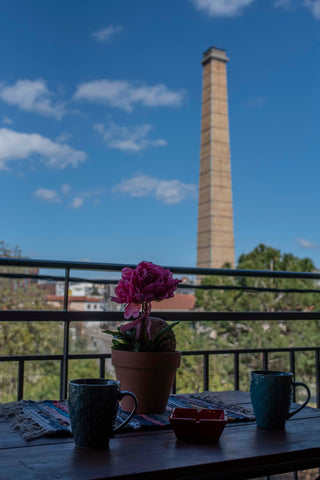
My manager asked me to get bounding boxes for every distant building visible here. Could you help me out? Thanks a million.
[44,279,196,313]
[151,294,195,311]
[55,282,105,298]
[45,294,105,312]
[44,279,196,357]
[46,292,195,313]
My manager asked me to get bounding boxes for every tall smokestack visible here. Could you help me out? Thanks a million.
[196,47,235,268]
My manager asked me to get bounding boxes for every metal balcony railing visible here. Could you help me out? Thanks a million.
[1,257,320,403]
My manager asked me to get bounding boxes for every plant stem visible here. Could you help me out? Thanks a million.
[139,302,149,343]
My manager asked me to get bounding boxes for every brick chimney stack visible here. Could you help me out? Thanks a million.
[196,47,235,268]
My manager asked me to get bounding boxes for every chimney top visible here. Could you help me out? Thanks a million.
[202,47,229,65]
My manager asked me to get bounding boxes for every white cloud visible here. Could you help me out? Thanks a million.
[2,115,13,125]
[70,196,84,209]
[304,0,320,18]
[190,0,255,16]
[95,122,167,152]
[191,0,320,16]
[274,0,320,17]
[156,180,197,204]
[0,128,86,170]
[33,183,103,209]
[113,174,197,204]
[0,80,66,119]
[92,24,122,42]
[61,183,71,194]
[113,174,158,197]
[296,238,320,249]
[74,79,184,112]
[55,132,72,143]
[33,188,61,203]
[69,187,105,209]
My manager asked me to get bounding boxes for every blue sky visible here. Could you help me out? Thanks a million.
[0,0,320,269]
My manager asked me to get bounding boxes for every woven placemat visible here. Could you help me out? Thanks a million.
[0,392,255,441]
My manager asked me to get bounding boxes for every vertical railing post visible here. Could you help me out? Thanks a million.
[99,357,105,378]
[60,268,70,400]
[59,359,64,400]
[263,351,268,370]
[234,352,240,391]
[290,350,296,403]
[316,349,320,409]
[203,353,209,391]
[17,360,24,400]
[172,376,177,394]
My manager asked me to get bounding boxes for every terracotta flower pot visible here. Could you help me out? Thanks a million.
[111,350,181,414]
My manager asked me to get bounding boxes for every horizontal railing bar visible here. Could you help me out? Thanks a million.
[1,257,320,280]
[0,272,120,284]
[180,347,320,355]
[0,258,138,272]
[1,272,319,295]
[4,348,320,402]
[0,353,111,361]
[2,310,320,322]
[1,346,320,362]
[190,285,320,294]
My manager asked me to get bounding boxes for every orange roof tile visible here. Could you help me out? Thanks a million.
[151,294,195,311]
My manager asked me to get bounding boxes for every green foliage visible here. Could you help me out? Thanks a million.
[2,241,320,401]
[175,322,207,392]
[104,322,179,352]
[177,244,320,395]
[196,244,319,313]
[0,241,105,402]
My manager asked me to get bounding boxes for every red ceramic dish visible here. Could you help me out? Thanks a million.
[169,408,227,442]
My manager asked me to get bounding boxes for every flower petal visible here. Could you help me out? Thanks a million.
[124,303,141,319]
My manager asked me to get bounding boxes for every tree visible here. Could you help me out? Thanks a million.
[197,244,319,313]
[0,241,104,402]
[177,244,320,395]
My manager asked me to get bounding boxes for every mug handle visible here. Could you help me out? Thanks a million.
[287,381,311,419]
[113,390,138,434]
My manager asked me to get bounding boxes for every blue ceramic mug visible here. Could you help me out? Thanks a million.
[68,378,138,449]
[250,370,310,429]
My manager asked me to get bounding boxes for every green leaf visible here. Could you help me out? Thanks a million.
[152,322,179,344]
[102,329,118,335]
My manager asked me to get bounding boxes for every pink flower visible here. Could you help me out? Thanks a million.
[112,261,180,320]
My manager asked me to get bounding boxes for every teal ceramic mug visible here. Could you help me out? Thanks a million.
[250,370,310,429]
[68,378,138,449]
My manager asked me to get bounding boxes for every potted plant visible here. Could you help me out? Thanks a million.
[105,261,181,414]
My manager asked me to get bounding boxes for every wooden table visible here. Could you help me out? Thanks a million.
[2,391,320,480]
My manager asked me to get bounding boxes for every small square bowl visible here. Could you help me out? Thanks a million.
[169,408,227,442]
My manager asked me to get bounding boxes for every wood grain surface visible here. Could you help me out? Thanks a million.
[2,391,320,480]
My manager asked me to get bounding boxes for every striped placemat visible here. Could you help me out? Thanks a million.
[0,392,254,441]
